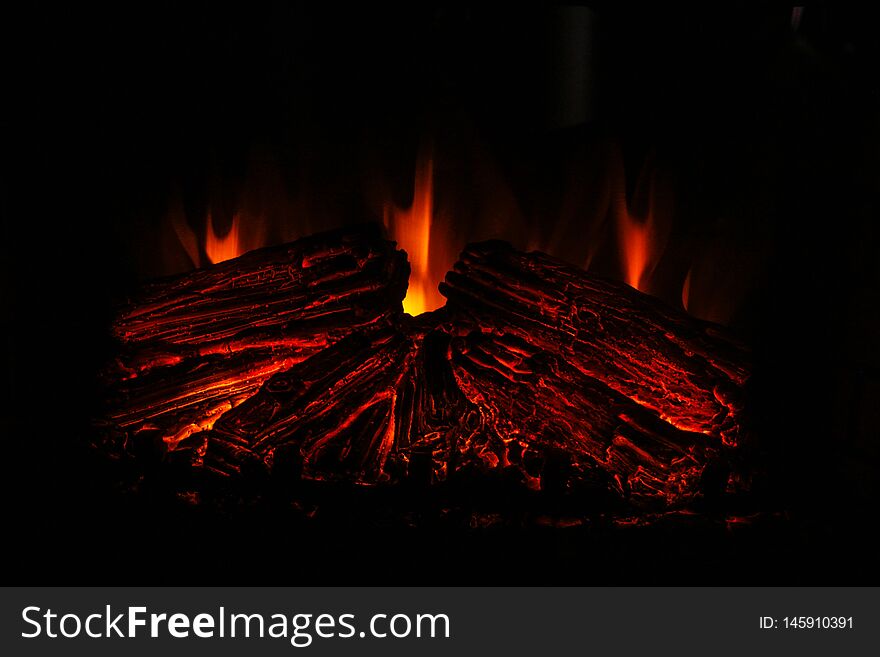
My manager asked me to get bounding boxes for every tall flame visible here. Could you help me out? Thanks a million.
[614,158,671,293]
[205,212,242,264]
[384,151,443,315]
[617,207,656,291]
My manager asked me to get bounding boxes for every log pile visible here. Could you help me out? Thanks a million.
[100,227,751,508]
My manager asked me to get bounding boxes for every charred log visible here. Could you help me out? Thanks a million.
[440,240,750,447]
[444,326,723,505]
[201,319,727,506]
[102,233,751,510]
[113,223,408,354]
[201,234,750,506]
[100,225,409,447]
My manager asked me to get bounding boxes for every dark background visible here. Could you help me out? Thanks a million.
[2,4,878,583]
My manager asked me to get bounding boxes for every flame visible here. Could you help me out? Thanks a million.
[384,151,444,315]
[617,208,656,291]
[680,249,761,326]
[158,148,311,275]
[203,209,269,266]
[614,157,672,293]
[682,268,692,312]
[205,212,242,264]
[165,204,271,271]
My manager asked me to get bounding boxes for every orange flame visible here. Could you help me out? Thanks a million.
[159,148,306,275]
[614,158,672,293]
[617,208,656,291]
[166,205,271,271]
[205,212,242,264]
[384,151,444,315]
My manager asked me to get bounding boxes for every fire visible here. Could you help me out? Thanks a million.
[682,268,692,311]
[614,158,672,293]
[160,148,305,275]
[205,212,242,264]
[384,150,444,315]
[617,207,656,291]
[167,204,268,270]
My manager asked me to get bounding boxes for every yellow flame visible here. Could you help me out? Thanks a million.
[384,152,443,315]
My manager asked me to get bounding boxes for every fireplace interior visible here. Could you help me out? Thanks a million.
[4,5,880,584]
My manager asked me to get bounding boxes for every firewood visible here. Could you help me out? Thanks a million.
[206,326,425,481]
[100,225,409,447]
[444,324,724,505]
[203,317,725,506]
[439,240,750,448]
[102,233,751,509]
[199,234,751,507]
[113,223,408,354]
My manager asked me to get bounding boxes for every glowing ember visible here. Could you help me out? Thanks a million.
[384,150,444,315]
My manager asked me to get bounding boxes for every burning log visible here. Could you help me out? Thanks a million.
[200,320,729,506]
[101,225,409,447]
[209,333,712,504]
[113,223,408,354]
[198,241,748,506]
[203,317,478,487]
[439,241,750,447]
[444,326,723,505]
[102,232,751,509]
[205,326,426,482]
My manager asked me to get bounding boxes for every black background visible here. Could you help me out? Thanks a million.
[2,4,878,583]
